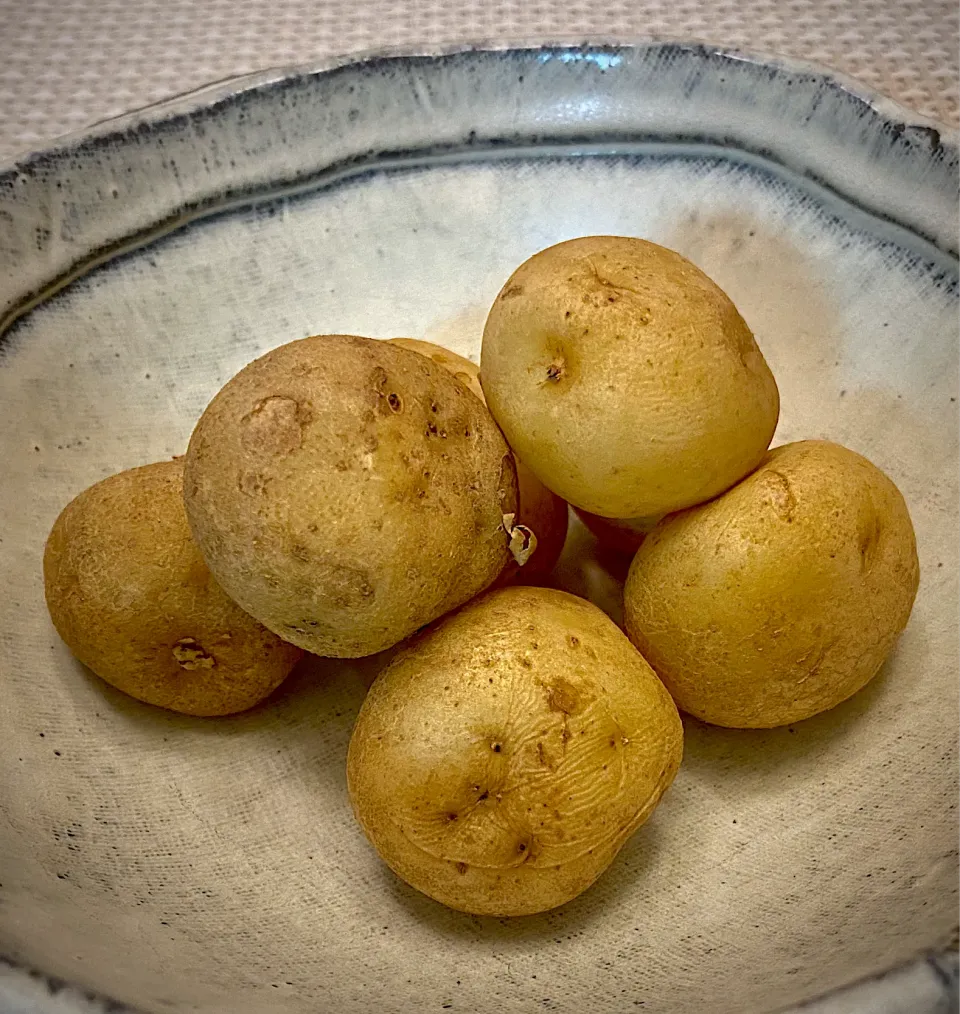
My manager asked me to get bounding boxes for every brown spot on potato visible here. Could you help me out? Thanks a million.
[172,637,215,671]
[237,471,270,497]
[387,392,403,412]
[500,284,524,300]
[761,469,797,523]
[318,562,376,609]
[240,396,310,457]
[858,513,884,572]
[804,645,829,680]
[545,678,582,715]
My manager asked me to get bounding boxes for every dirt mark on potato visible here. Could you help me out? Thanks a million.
[240,396,312,457]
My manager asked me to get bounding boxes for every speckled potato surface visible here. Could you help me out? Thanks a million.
[389,338,486,401]
[390,337,568,581]
[480,236,780,519]
[184,334,517,658]
[43,460,302,716]
[624,440,920,729]
[347,586,683,916]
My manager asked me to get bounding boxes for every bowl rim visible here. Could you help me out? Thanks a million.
[1,39,956,344]
[2,38,956,167]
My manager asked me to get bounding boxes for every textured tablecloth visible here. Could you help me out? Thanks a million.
[0,0,957,163]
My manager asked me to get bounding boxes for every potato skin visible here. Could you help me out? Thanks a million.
[184,335,517,658]
[389,338,486,401]
[624,440,920,728]
[390,337,568,582]
[347,586,683,916]
[574,509,658,556]
[481,236,780,518]
[43,460,302,716]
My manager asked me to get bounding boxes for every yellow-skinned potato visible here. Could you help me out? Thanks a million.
[389,338,485,401]
[624,440,920,728]
[574,509,658,556]
[390,337,568,581]
[184,335,518,658]
[347,586,683,916]
[43,460,303,716]
[481,236,780,519]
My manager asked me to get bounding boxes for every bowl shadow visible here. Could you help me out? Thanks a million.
[678,632,916,783]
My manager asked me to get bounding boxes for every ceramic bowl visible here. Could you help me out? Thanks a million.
[0,43,956,1014]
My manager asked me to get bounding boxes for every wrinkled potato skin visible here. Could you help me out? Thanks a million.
[481,236,780,518]
[391,337,568,581]
[43,460,302,716]
[184,335,517,658]
[347,586,683,916]
[624,441,920,728]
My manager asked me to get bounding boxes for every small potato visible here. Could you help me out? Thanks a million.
[574,509,658,556]
[481,236,780,519]
[390,337,568,581]
[389,338,485,401]
[43,460,302,716]
[347,586,682,916]
[624,440,920,728]
[184,335,517,658]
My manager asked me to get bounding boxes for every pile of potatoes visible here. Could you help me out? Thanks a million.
[44,235,919,917]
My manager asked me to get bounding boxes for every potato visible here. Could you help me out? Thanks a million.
[43,460,302,716]
[184,334,518,658]
[481,236,780,519]
[390,337,569,581]
[389,338,485,400]
[574,509,658,556]
[624,440,919,728]
[347,586,683,916]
